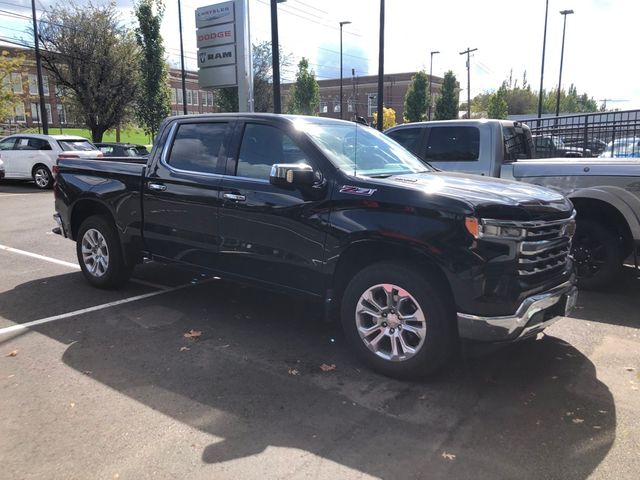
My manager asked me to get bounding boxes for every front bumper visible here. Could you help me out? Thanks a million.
[457,276,578,342]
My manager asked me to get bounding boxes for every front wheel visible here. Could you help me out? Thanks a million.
[32,164,53,189]
[76,215,132,289]
[572,219,623,290]
[340,262,455,379]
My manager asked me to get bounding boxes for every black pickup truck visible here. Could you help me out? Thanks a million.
[53,114,578,378]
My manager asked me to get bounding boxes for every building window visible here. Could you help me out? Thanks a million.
[333,97,340,112]
[57,104,67,124]
[31,104,53,123]
[28,74,38,95]
[193,90,198,106]
[171,88,177,104]
[319,100,327,113]
[42,75,49,96]
[207,91,214,107]
[348,97,354,113]
[367,94,377,117]
[15,103,26,122]
[187,89,193,105]
[177,88,183,105]
[11,73,22,94]
[45,103,52,121]
[172,110,177,116]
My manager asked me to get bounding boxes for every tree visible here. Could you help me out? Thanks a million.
[0,50,25,121]
[434,70,459,120]
[287,58,319,115]
[39,3,140,142]
[403,70,428,123]
[134,0,170,139]
[487,83,508,119]
[373,107,397,130]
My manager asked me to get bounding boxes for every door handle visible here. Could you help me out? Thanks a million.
[147,182,167,191]
[223,193,246,202]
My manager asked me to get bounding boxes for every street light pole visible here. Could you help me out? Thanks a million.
[376,0,385,131]
[537,0,549,120]
[178,0,188,115]
[460,47,478,119]
[271,0,286,114]
[339,21,351,120]
[556,9,574,117]
[31,0,48,134]
[428,50,439,121]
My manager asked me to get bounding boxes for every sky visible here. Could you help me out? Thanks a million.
[2,0,639,110]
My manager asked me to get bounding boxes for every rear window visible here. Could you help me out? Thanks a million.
[167,122,227,174]
[57,139,98,151]
[134,146,149,155]
[425,126,479,161]
[386,127,423,156]
[503,126,533,161]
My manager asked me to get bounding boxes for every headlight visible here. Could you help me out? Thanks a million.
[465,217,526,240]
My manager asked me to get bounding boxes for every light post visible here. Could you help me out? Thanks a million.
[376,0,385,131]
[428,50,439,121]
[556,9,574,117]
[178,0,187,115]
[537,0,549,120]
[460,47,478,119]
[339,20,352,120]
[31,0,48,133]
[271,0,287,114]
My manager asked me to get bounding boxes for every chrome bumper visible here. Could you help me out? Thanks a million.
[457,277,578,342]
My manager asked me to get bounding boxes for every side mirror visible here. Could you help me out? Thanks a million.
[269,163,315,187]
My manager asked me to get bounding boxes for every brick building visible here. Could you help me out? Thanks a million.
[282,71,442,124]
[1,46,217,130]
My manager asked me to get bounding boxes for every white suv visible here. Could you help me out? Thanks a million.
[0,134,102,189]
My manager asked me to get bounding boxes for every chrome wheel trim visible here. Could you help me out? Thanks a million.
[34,167,50,188]
[81,228,110,278]
[355,283,427,362]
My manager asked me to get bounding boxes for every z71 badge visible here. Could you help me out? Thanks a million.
[340,185,377,196]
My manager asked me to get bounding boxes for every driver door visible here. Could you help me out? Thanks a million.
[217,121,330,296]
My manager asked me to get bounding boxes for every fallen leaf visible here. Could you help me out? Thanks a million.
[179,346,190,352]
[69,402,75,408]
[441,452,456,461]
[572,418,584,424]
[598,410,608,414]
[320,363,336,372]
[184,329,202,339]
[288,368,300,376]
[625,366,635,372]
[6,350,17,357]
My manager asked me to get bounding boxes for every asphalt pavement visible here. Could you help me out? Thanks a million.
[0,180,638,480]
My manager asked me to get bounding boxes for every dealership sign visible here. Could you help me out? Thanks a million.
[196,0,252,111]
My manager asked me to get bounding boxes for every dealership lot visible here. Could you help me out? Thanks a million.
[0,182,639,480]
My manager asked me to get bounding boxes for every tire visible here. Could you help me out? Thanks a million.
[32,164,53,189]
[340,262,455,379]
[76,215,133,289]
[572,219,623,290]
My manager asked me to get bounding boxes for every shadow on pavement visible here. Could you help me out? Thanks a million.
[0,273,618,479]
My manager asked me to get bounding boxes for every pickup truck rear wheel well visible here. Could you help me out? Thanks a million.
[571,198,634,255]
[330,241,455,319]
[70,201,115,241]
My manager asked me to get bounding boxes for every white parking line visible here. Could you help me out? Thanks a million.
[0,281,206,336]
[0,244,169,290]
[0,193,36,198]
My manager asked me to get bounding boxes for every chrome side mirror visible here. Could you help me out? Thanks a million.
[269,163,315,187]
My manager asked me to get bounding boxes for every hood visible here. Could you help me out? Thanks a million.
[383,171,573,221]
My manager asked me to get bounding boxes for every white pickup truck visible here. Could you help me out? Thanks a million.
[386,119,640,289]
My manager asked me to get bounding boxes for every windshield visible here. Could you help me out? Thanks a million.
[298,122,431,177]
[57,139,98,151]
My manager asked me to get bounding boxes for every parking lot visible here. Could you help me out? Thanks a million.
[0,181,638,480]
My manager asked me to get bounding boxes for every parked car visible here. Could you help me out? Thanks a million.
[95,142,150,158]
[532,135,589,158]
[53,114,577,378]
[385,119,640,289]
[599,137,640,158]
[562,137,607,156]
[0,134,102,189]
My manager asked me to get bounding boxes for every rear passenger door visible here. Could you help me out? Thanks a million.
[143,120,231,268]
[421,126,484,175]
[216,121,330,296]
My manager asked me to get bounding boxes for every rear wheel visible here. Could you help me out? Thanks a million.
[572,219,623,290]
[32,164,52,189]
[76,215,132,289]
[340,262,455,379]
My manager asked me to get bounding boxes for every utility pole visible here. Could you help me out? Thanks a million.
[537,0,549,120]
[352,68,356,117]
[376,0,385,131]
[428,50,439,121]
[556,9,574,117]
[339,20,352,120]
[271,0,284,113]
[31,0,48,134]
[178,0,188,115]
[459,47,477,119]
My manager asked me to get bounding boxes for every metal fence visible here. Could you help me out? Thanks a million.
[518,109,640,158]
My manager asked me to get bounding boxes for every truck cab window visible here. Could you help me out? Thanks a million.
[386,127,422,156]
[168,122,226,174]
[237,123,309,180]
[425,126,479,161]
